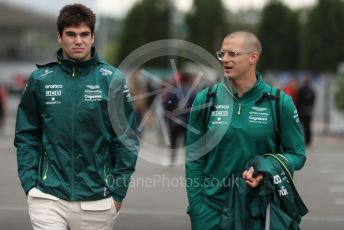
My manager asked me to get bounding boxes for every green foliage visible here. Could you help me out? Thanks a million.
[115,0,171,66]
[257,0,300,71]
[335,74,344,111]
[300,0,344,72]
[100,41,119,66]
[185,0,228,54]
[113,0,344,71]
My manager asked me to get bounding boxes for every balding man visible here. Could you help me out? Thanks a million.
[185,31,306,229]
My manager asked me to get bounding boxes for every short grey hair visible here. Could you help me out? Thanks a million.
[225,31,262,54]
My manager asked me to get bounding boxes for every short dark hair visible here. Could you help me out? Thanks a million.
[57,4,96,35]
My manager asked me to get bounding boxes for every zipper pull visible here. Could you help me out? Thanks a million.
[43,152,48,180]
[238,104,241,115]
[72,66,76,77]
[43,167,48,180]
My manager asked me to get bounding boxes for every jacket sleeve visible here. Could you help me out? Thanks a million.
[279,93,306,171]
[108,71,139,202]
[14,76,42,193]
[185,90,207,207]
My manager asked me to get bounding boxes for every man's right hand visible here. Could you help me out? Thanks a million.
[242,167,263,188]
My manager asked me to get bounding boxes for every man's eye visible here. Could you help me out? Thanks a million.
[66,33,76,37]
[228,51,236,57]
[81,33,91,37]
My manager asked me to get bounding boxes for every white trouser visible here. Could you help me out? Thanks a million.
[27,188,119,230]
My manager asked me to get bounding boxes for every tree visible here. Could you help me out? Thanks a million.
[115,0,171,66]
[300,0,344,72]
[185,0,228,55]
[335,74,344,111]
[257,0,300,71]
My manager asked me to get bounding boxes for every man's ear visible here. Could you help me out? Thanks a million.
[57,32,62,44]
[91,34,95,45]
[250,52,260,65]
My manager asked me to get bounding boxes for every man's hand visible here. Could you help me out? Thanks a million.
[242,166,263,188]
[113,200,122,212]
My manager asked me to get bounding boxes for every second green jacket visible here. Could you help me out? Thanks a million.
[219,155,308,230]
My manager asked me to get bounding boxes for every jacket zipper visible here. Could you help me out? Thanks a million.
[234,94,241,115]
[237,103,241,115]
[72,66,76,77]
[71,64,76,199]
[42,152,49,180]
[103,164,109,186]
[221,82,242,115]
[103,148,110,186]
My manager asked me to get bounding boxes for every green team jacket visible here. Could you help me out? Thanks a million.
[185,72,306,212]
[14,48,139,202]
[219,155,308,229]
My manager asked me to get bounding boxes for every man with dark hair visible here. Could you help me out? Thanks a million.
[57,3,96,37]
[14,4,139,230]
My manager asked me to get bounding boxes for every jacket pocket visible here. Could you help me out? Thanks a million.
[28,187,59,200]
[80,197,112,211]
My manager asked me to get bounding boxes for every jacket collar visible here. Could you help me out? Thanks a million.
[242,72,265,98]
[222,72,265,99]
[56,47,99,76]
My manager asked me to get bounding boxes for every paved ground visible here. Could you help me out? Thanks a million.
[295,135,344,229]
[1,100,344,229]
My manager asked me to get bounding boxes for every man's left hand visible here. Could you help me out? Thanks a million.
[242,166,263,188]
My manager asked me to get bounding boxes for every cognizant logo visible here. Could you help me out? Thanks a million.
[249,116,268,122]
[84,95,102,100]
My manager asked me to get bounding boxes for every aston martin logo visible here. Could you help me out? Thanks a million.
[86,85,100,90]
[251,106,267,112]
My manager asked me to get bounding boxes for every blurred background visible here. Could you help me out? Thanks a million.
[1,0,344,229]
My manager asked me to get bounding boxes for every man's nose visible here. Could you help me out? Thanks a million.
[75,35,82,44]
[222,54,231,62]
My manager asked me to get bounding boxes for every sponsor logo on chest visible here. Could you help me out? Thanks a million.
[100,68,113,76]
[123,84,131,101]
[293,109,300,123]
[84,85,103,101]
[45,85,63,105]
[41,69,54,77]
[210,104,230,125]
[248,106,270,124]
